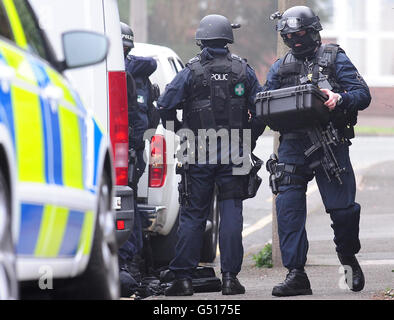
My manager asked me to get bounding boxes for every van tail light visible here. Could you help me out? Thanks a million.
[149,135,167,188]
[116,220,125,230]
[108,71,129,186]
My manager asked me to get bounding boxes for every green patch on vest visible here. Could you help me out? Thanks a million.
[234,83,245,96]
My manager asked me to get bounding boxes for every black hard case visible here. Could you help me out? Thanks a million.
[255,84,329,131]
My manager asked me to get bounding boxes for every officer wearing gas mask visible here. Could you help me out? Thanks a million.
[158,14,265,296]
[118,22,160,292]
[262,6,371,297]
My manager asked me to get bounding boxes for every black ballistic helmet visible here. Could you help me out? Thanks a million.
[275,6,323,57]
[277,6,322,35]
[195,14,236,46]
[120,22,134,51]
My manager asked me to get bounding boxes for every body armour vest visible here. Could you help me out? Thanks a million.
[278,44,357,129]
[278,44,342,91]
[184,52,249,133]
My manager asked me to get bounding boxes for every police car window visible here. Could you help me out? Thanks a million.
[13,0,47,59]
[0,2,13,41]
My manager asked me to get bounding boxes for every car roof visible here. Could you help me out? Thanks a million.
[132,42,181,60]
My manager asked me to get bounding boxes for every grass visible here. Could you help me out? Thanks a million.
[355,126,394,135]
[384,288,394,299]
[253,243,273,268]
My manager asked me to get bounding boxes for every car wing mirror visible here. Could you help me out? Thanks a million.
[60,31,109,71]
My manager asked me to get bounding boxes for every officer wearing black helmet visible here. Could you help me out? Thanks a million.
[262,6,371,297]
[158,14,265,296]
[118,22,160,295]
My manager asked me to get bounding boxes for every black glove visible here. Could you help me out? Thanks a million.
[151,83,160,102]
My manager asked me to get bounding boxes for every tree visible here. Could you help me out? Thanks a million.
[127,0,330,83]
[118,0,130,23]
[148,0,278,83]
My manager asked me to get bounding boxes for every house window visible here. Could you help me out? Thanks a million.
[381,39,394,75]
[347,0,366,31]
[346,38,366,75]
[381,0,394,31]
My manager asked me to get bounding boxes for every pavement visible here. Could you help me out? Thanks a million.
[144,115,394,301]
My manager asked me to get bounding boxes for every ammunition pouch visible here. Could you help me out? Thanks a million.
[329,107,357,140]
[216,154,263,201]
[241,154,263,200]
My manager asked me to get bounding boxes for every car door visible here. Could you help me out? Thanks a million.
[1,0,94,259]
[1,0,55,257]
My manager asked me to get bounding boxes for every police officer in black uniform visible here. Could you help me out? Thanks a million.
[262,6,371,296]
[158,14,265,296]
[118,22,160,294]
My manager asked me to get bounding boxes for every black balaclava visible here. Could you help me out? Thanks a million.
[283,29,321,59]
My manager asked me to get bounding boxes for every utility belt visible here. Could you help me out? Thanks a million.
[280,121,351,145]
[175,154,263,205]
[267,121,348,195]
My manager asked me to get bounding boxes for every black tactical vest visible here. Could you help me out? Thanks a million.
[184,52,249,133]
[278,44,342,91]
[278,44,357,129]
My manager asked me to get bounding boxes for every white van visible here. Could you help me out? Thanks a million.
[130,43,219,267]
[30,0,134,246]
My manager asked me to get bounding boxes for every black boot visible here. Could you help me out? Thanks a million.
[119,260,140,297]
[337,253,365,292]
[119,257,142,282]
[222,272,245,295]
[164,278,194,296]
[272,269,313,297]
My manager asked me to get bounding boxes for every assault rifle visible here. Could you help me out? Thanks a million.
[304,122,345,184]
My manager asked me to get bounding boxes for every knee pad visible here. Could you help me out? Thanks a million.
[329,203,360,231]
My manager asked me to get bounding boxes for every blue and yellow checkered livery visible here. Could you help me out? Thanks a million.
[0,0,104,259]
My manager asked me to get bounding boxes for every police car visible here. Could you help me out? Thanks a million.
[0,0,118,299]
